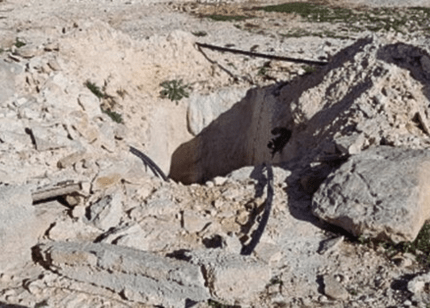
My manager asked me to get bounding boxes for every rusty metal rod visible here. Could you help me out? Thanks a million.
[196,42,328,66]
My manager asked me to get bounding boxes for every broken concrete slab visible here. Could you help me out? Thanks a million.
[35,241,210,308]
[313,146,430,242]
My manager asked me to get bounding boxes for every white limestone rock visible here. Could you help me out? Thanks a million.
[313,146,430,242]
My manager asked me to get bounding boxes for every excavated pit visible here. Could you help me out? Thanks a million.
[169,35,430,184]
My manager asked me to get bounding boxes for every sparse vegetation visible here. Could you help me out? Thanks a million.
[206,14,249,22]
[256,3,430,37]
[102,108,124,124]
[85,80,124,124]
[257,61,271,77]
[192,31,207,37]
[302,65,316,75]
[15,38,26,48]
[160,79,190,103]
[356,222,430,269]
[85,80,109,99]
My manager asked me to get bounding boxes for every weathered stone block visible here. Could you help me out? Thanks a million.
[35,242,210,308]
[313,146,430,242]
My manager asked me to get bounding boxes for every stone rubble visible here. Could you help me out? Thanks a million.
[0,0,430,307]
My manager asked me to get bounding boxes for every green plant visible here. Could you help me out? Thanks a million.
[85,80,124,123]
[257,66,268,76]
[257,61,271,77]
[160,79,190,103]
[84,80,108,99]
[102,108,124,124]
[206,14,249,22]
[302,65,316,75]
[15,38,26,48]
[192,31,207,37]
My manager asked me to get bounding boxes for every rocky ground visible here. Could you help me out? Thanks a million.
[1,0,430,307]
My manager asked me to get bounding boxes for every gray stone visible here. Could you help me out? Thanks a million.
[77,94,102,119]
[97,121,116,152]
[407,272,430,303]
[0,185,39,271]
[227,165,291,186]
[47,219,102,241]
[88,193,123,231]
[100,222,150,250]
[182,210,210,233]
[323,275,349,301]
[313,146,430,242]
[334,133,366,155]
[35,241,210,308]
[29,124,74,151]
[186,249,271,304]
[318,236,344,255]
[0,131,32,151]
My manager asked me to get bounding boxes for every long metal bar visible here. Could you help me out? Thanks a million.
[196,42,328,66]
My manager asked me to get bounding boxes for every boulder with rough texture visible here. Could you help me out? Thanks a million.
[35,241,210,308]
[312,146,430,242]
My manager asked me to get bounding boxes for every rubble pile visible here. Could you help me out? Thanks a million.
[1,1,430,308]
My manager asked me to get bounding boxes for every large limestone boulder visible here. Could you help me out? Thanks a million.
[312,146,430,243]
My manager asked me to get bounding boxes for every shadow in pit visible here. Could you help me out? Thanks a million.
[169,37,374,185]
[377,43,430,102]
[169,37,379,234]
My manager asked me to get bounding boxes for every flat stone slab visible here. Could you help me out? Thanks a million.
[312,146,430,242]
[35,242,210,308]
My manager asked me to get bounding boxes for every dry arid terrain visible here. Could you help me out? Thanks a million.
[1,0,430,308]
